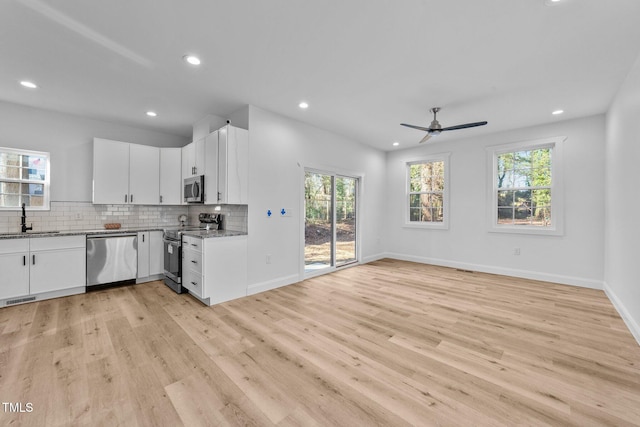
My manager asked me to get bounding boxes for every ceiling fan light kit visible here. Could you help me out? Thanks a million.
[401,107,487,144]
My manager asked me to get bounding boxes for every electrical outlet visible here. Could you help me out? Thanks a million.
[266,254,271,264]
[75,212,82,220]
[513,247,521,256]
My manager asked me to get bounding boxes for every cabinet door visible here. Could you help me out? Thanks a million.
[181,142,194,181]
[204,131,219,204]
[93,138,130,204]
[218,126,249,205]
[137,232,150,278]
[159,148,182,205]
[193,138,206,176]
[129,144,160,205]
[30,248,86,294]
[149,231,164,276]
[0,253,29,300]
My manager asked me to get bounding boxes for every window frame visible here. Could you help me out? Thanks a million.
[0,147,51,211]
[404,152,450,230]
[486,136,565,235]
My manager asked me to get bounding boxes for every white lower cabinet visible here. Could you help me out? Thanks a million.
[137,232,150,279]
[0,236,85,303]
[0,240,29,300]
[137,231,164,282]
[182,235,247,305]
[149,231,163,276]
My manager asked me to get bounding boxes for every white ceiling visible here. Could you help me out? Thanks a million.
[2,0,640,151]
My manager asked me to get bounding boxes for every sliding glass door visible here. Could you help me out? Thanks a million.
[335,176,357,266]
[304,170,357,274]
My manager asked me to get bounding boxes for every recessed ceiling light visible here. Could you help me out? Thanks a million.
[183,55,201,66]
[393,142,400,146]
[552,109,564,115]
[146,111,157,117]
[544,0,561,5]
[20,81,38,89]
[299,101,309,109]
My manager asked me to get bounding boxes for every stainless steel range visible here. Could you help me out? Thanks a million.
[162,213,222,294]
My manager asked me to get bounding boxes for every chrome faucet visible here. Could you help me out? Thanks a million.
[21,203,32,233]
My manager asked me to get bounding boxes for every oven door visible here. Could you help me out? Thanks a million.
[163,238,182,283]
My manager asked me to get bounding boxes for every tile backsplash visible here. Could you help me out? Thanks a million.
[0,202,248,234]
[0,202,189,233]
[187,204,248,233]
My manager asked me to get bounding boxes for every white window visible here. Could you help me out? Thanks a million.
[0,147,50,210]
[405,153,450,229]
[487,137,564,235]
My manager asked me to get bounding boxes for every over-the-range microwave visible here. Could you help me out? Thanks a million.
[184,175,204,203]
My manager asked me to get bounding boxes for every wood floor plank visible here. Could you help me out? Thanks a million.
[1,259,639,426]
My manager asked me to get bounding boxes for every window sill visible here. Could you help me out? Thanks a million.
[403,222,449,230]
[488,225,563,236]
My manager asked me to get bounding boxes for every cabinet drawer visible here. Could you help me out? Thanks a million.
[183,249,203,275]
[30,235,85,251]
[182,236,202,252]
[183,269,203,298]
[0,239,29,254]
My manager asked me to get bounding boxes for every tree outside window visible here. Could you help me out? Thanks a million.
[497,148,552,226]
[406,154,449,229]
[488,136,564,235]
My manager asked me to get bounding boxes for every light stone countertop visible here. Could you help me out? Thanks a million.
[0,227,165,240]
[181,229,247,239]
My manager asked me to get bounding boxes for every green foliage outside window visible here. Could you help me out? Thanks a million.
[497,148,551,226]
[409,161,444,222]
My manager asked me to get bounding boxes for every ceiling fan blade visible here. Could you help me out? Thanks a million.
[440,121,488,131]
[401,123,432,132]
[418,133,432,144]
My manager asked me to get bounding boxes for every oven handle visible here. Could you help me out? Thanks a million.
[163,238,181,247]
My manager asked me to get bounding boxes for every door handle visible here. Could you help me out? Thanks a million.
[160,195,163,203]
[125,194,128,203]
[32,255,35,265]
[130,194,133,203]
[23,255,26,266]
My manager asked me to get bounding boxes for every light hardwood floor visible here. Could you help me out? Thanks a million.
[1,259,639,426]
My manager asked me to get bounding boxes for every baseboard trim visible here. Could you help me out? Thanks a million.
[604,282,640,346]
[361,253,387,264]
[247,274,300,296]
[384,252,604,290]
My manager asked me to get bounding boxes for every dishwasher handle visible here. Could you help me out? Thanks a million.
[87,233,137,239]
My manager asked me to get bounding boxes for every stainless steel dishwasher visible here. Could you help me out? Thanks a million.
[86,233,138,289]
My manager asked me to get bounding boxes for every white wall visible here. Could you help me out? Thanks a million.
[605,53,640,343]
[385,115,606,289]
[0,101,188,202]
[246,105,387,294]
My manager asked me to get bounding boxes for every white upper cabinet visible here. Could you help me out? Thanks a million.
[204,130,219,204]
[129,144,159,205]
[93,138,160,205]
[93,138,130,204]
[217,125,249,204]
[182,138,206,178]
[160,147,182,205]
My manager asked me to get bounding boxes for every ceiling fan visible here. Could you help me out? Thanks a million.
[401,107,488,143]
